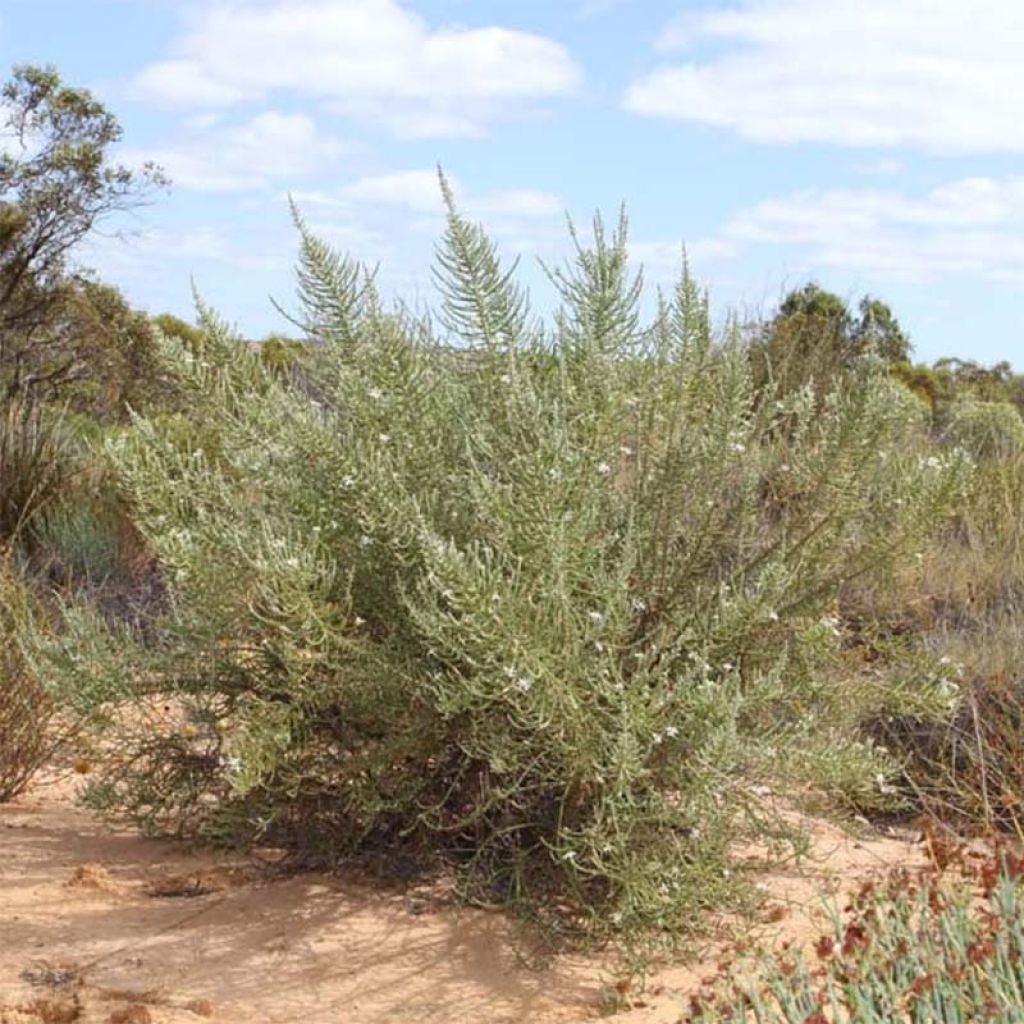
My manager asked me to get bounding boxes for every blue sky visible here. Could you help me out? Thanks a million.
[2,0,1022,364]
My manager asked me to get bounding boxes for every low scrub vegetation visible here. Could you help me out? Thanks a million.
[685,849,1024,1023]
[15,192,974,954]
[6,64,1024,977]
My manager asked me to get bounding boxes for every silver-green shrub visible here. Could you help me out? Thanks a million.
[31,186,968,948]
[944,400,1024,460]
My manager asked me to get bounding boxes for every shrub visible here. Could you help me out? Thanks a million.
[33,190,968,950]
[944,401,1024,460]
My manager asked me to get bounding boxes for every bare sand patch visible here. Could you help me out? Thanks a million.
[0,776,928,1023]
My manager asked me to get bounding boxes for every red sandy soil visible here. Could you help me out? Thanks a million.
[0,774,929,1024]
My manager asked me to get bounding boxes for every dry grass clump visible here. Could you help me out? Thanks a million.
[0,558,57,801]
[846,450,1024,839]
[0,397,72,548]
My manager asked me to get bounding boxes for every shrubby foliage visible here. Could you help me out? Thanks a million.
[27,189,970,948]
[944,401,1024,460]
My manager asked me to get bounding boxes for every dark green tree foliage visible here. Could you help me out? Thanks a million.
[0,64,165,398]
[754,284,911,397]
[854,295,911,363]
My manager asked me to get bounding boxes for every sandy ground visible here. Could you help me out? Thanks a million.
[0,776,930,1024]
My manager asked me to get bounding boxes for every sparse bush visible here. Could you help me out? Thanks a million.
[30,190,968,951]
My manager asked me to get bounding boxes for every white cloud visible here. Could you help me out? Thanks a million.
[717,176,1024,284]
[577,0,641,16]
[83,224,287,276]
[628,238,738,274]
[339,170,444,214]
[121,112,349,192]
[132,61,249,109]
[853,158,905,177]
[624,0,1024,151]
[305,168,564,220]
[129,0,581,138]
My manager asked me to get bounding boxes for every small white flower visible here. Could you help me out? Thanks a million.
[730,442,746,454]
[378,433,391,445]
[664,725,679,739]
[767,610,779,622]
[354,616,366,626]
[619,445,634,456]
[367,387,384,401]
[875,773,898,796]
[594,641,605,653]
[631,598,647,613]
[925,456,942,469]
[722,662,734,672]
[341,474,356,488]
[358,534,373,548]
[499,373,513,385]
[597,462,612,476]
[653,732,663,746]
[688,826,702,840]
[587,610,606,625]
[515,676,533,694]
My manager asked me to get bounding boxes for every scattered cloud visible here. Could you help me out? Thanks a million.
[294,168,564,221]
[716,176,1024,284]
[129,0,581,138]
[853,158,906,177]
[132,61,249,109]
[576,0,641,17]
[120,112,350,192]
[628,238,738,275]
[83,223,288,276]
[624,0,1024,151]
